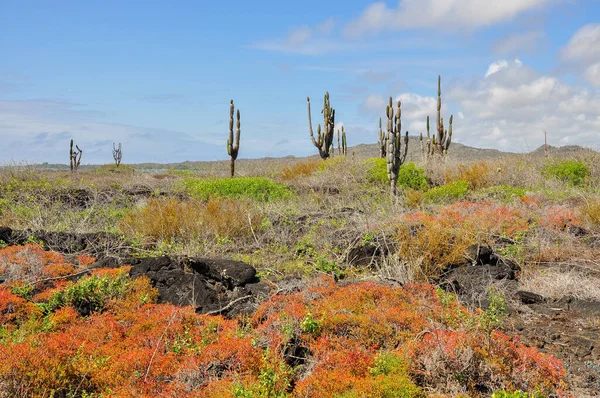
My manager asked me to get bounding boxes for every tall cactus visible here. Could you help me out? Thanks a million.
[307,92,335,159]
[421,75,453,158]
[69,139,82,172]
[337,126,347,156]
[377,117,386,158]
[113,142,122,168]
[227,100,241,178]
[386,97,408,197]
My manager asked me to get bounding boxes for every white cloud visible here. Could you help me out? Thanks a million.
[447,60,600,150]
[560,24,600,87]
[492,30,546,56]
[344,0,554,37]
[561,24,600,63]
[584,63,600,87]
[360,94,388,115]
[360,92,445,133]
[485,60,509,78]
[359,60,600,152]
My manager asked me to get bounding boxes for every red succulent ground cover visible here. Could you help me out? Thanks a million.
[0,245,568,397]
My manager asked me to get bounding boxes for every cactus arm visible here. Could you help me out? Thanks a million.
[69,139,74,171]
[401,131,409,163]
[445,115,453,151]
[235,109,241,155]
[227,100,241,177]
[307,97,321,149]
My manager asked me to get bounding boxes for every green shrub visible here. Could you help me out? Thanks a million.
[398,162,429,191]
[424,180,470,203]
[481,185,526,201]
[338,352,424,397]
[365,159,428,190]
[544,160,589,187]
[365,158,388,184]
[42,270,131,314]
[182,177,291,202]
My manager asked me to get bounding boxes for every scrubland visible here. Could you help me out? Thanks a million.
[0,149,599,397]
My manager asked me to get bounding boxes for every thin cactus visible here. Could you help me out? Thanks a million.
[385,97,408,197]
[113,142,122,168]
[336,126,347,156]
[419,132,424,161]
[70,139,82,172]
[423,75,453,159]
[377,117,386,158]
[307,92,335,159]
[227,100,241,177]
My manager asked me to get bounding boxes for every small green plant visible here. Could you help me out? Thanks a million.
[42,270,132,315]
[481,185,526,201]
[370,352,405,377]
[366,159,428,190]
[424,180,469,203]
[365,157,388,184]
[315,255,342,277]
[481,287,507,332]
[294,237,317,258]
[497,231,526,260]
[398,162,429,191]
[300,312,320,334]
[11,283,34,300]
[544,159,590,187]
[182,177,290,202]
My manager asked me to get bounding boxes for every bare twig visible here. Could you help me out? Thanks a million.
[144,310,178,382]
[204,295,252,316]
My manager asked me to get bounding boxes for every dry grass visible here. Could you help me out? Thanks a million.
[119,197,262,244]
[580,197,600,229]
[279,159,321,181]
[397,221,474,281]
[445,161,491,190]
[403,189,426,209]
[520,269,600,301]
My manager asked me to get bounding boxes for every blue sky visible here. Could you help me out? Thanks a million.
[1,0,599,164]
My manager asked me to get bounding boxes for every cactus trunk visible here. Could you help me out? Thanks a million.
[422,75,453,160]
[227,100,241,177]
[70,139,82,172]
[385,97,408,197]
[307,92,335,159]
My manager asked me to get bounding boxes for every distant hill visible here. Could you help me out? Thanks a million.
[23,139,597,172]
[529,144,597,158]
[349,137,513,163]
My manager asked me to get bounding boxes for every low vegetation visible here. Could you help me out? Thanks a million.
[181,177,290,202]
[1,148,600,395]
[0,247,567,397]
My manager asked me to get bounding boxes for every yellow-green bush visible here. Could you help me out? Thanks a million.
[424,180,470,203]
[119,197,262,242]
[182,177,290,202]
[365,158,428,190]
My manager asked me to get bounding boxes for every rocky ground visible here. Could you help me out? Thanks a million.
[2,227,598,395]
